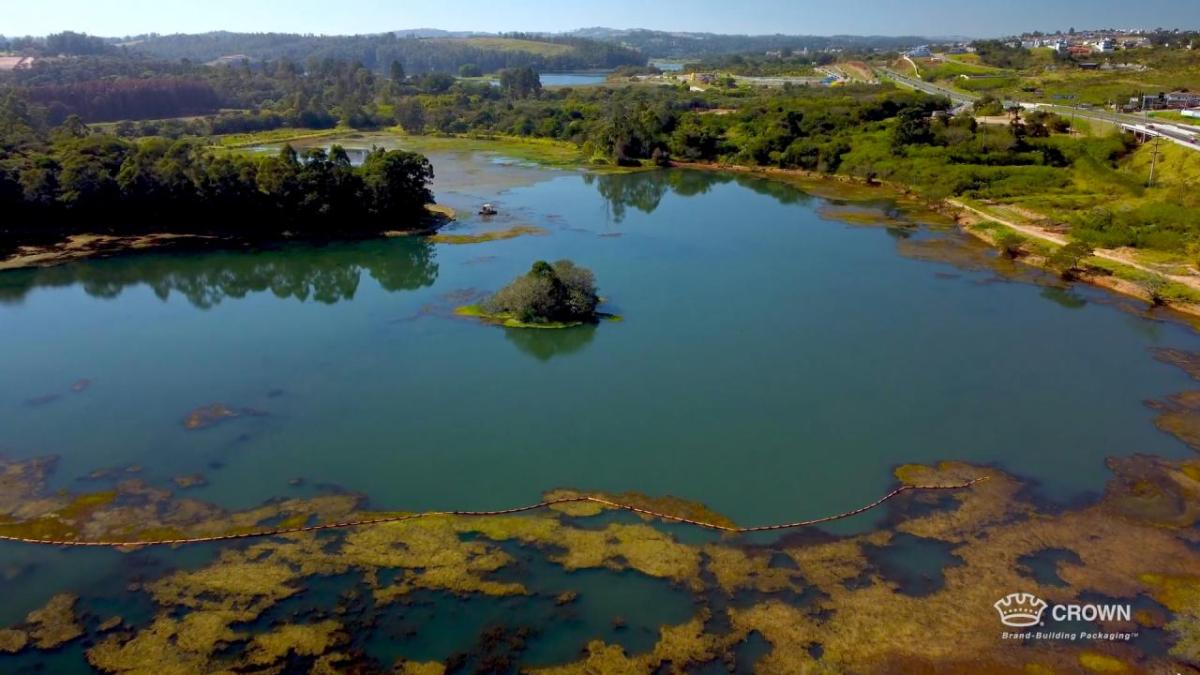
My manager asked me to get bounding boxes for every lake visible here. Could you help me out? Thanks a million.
[1,147,1197,671]
[539,72,609,86]
[480,72,609,87]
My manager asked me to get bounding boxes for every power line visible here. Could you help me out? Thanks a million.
[1147,134,1162,188]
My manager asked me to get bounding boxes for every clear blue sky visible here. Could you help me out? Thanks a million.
[5,0,1198,38]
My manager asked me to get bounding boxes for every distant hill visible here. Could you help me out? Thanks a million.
[565,27,932,58]
[5,27,958,71]
[125,31,645,73]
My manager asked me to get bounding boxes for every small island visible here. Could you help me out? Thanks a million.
[456,259,613,328]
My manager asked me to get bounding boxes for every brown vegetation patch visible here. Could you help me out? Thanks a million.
[25,593,84,649]
[171,474,208,489]
[1146,390,1200,450]
[429,225,546,245]
[0,628,29,654]
[182,403,239,430]
[544,488,738,529]
[1152,348,1200,381]
[3,453,1200,672]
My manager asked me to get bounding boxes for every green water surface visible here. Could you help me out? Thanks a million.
[1,154,1197,667]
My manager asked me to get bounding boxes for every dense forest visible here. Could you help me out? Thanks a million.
[566,28,928,58]
[120,32,644,73]
[0,91,436,239]
[0,28,919,63]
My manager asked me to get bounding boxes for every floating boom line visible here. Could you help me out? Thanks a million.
[0,478,987,548]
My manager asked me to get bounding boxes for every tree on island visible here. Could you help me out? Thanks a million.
[484,260,599,324]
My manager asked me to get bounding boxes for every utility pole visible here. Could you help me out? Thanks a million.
[1147,135,1162,188]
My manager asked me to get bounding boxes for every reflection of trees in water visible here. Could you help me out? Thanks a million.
[1039,286,1087,310]
[502,323,597,361]
[0,238,438,308]
[586,169,815,222]
[734,175,817,207]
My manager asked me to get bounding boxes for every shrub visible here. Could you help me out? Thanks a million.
[993,231,1026,258]
[484,260,599,323]
[1047,241,1094,278]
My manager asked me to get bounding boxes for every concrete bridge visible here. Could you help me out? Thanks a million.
[1119,121,1200,150]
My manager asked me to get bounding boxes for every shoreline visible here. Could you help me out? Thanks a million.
[0,206,452,272]
[5,143,1199,326]
[672,159,1200,322]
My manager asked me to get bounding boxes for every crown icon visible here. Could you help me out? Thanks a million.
[994,592,1048,627]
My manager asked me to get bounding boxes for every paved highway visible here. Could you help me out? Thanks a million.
[877,67,1200,151]
[878,67,977,105]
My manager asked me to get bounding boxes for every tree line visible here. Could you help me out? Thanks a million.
[0,95,436,238]
[123,31,643,74]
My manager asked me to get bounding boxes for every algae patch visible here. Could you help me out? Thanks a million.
[429,225,546,245]
[2,453,1199,672]
[453,304,586,329]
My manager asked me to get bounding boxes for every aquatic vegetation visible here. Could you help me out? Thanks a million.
[894,230,1047,284]
[0,629,27,654]
[1079,651,1132,672]
[545,488,739,530]
[24,593,83,649]
[182,403,240,430]
[340,517,526,600]
[2,452,1200,671]
[1146,390,1200,451]
[429,225,546,245]
[171,474,207,489]
[1104,454,1200,527]
[455,514,703,589]
[453,304,584,329]
[818,204,914,228]
[1153,348,1200,381]
[87,615,214,674]
[531,614,719,675]
[396,662,448,675]
[703,545,802,594]
[245,620,345,665]
[149,552,304,614]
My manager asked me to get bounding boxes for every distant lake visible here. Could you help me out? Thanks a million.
[650,60,686,72]
[539,72,609,86]
[479,72,610,87]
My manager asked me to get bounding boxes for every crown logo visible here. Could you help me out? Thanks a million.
[994,592,1048,627]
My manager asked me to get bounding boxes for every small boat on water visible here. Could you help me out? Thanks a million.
[479,203,498,216]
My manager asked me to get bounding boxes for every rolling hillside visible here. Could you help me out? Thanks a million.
[128,31,644,73]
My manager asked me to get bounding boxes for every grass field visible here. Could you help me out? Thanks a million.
[384,131,589,166]
[212,128,349,149]
[997,49,1200,106]
[917,58,1009,79]
[1149,110,1200,124]
[207,127,596,168]
[437,37,572,57]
